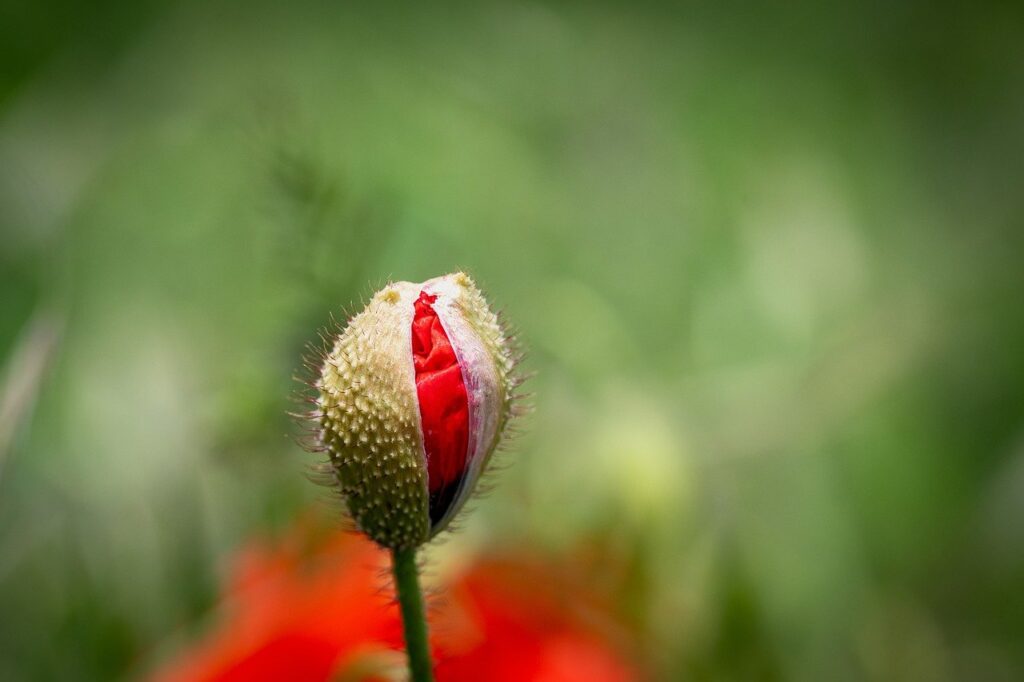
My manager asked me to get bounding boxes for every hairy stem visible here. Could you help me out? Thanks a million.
[392,546,434,682]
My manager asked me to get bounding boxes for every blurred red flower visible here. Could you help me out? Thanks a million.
[150,519,638,682]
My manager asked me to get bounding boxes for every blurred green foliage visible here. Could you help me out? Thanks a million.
[2,1,1024,680]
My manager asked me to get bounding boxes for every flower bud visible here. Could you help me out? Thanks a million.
[312,273,520,549]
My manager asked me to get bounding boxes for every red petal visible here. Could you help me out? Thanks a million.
[411,291,470,524]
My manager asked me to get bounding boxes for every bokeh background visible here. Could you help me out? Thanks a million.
[2,1,1024,680]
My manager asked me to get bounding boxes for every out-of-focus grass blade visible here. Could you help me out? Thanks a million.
[0,308,62,479]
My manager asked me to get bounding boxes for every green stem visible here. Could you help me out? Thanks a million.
[392,546,434,682]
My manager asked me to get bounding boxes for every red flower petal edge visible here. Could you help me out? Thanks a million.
[411,291,470,526]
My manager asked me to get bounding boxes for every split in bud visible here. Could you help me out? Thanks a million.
[308,273,523,549]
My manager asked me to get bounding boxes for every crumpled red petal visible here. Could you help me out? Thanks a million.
[411,291,470,523]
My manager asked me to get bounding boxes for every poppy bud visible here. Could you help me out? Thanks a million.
[311,273,521,549]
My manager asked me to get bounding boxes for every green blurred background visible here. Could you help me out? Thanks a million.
[2,1,1024,679]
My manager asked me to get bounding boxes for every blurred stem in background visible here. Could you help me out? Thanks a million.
[391,547,434,682]
[0,309,62,482]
